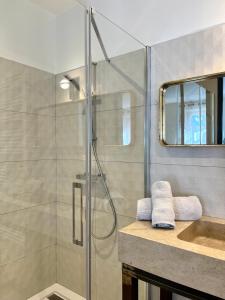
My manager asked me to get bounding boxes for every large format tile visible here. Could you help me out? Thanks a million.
[0,209,26,266]
[0,160,56,214]
[96,106,144,163]
[0,203,56,266]
[0,58,55,116]
[151,163,225,218]
[57,159,85,205]
[150,104,225,167]
[26,203,56,253]
[57,202,84,250]
[56,114,85,160]
[93,211,134,300]
[93,160,144,218]
[0,253,28,300]
[96,49,146,107]
[56,245,85,298]
[0,59,55,116]
[25,246,56,299]
[0,111,56,161]
[56,203,97,300]
[0,245,56,300]
[151,23,225,105]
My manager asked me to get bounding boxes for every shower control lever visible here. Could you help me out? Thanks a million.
[72,182,83,247]
[76,173,106,181]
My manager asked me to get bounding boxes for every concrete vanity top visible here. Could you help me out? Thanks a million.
[118,217,225,298]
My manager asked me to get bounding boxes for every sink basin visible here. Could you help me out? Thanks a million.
[178,220,225,251]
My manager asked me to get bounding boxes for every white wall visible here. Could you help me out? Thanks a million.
[55,4,85,74]
[55,0,225,73]
[54,3,144,74]
[0,0,56,72]
[88,0,225,46]
[2,0,225,73]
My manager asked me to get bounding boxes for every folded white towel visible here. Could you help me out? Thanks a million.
[136,196,202,221]
[136,198,151,220]
[174,196,202,221]
[152,181,175,229]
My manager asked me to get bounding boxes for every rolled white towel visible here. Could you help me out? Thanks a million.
[152,181,175,229]
[136,196,202,221]
[136,198,152,220]
[174,196,202,221]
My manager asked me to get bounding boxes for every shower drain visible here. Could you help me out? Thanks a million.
[47,293,69,300]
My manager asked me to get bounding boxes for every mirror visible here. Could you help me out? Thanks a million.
[160,73,225,146]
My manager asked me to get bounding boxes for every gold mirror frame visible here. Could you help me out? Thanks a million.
[159,71,225,147]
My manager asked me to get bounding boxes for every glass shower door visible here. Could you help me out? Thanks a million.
[89,9,148,300]
[55,4,89,300]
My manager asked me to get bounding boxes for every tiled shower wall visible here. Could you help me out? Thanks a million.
[55,49,146,300]
[0,58,57,300]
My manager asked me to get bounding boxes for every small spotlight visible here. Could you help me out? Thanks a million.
[60,78,70,90]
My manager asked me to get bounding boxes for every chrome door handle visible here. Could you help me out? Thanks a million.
[72,182,83,246]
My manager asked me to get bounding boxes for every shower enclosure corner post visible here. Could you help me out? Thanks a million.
[85,7,93,300]
[144,46,151,198]
[145,45,152,300]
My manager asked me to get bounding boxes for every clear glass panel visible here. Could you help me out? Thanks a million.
[0,1,87,299]
[55,3,87,300]
[90,10,146,300]
[0,2,147,299]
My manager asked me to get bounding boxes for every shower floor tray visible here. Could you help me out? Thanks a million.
[27,283,85,300]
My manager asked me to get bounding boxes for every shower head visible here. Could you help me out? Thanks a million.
[64,75,80,92]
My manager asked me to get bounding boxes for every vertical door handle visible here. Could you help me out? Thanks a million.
[72,182,84,246]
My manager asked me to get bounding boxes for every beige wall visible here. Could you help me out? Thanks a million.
[151,23,225,219]
[0,57,57,300]
[151,23,225,300]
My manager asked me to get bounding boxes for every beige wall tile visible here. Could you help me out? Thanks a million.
[0,246,56,300]
[0,209,26,266]
[26,203,56,253]
[0,58,55,116]
[56,245,85,297]
[25,246,56,298]
[57,159,85,205]
[96,50,146,104]
[96,106,144,163]
[0,160,56,214]
[151,24,225,106]
[93,160,144,218]
[93,211,134,300]
[56,114,85,160]
[0,203,56,266]
[151,163,225,218]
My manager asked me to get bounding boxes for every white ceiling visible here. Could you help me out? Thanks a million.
[29,0,81,15]
[28,0,225,46]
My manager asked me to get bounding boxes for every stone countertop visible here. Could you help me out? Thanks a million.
[118,217,225,299]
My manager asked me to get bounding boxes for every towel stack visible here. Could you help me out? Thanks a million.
[137,181,202,229]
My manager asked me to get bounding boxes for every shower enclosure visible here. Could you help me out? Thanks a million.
[0,1,149,299]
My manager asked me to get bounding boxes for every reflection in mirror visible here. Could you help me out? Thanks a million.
[161,74,225,146]
[101,92,132,146]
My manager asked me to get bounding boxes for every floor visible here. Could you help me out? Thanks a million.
[27,283,85,300]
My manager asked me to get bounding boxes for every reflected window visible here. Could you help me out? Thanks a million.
[122,93,131,145]
[102,91,132,146]
[163,78,218,145]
